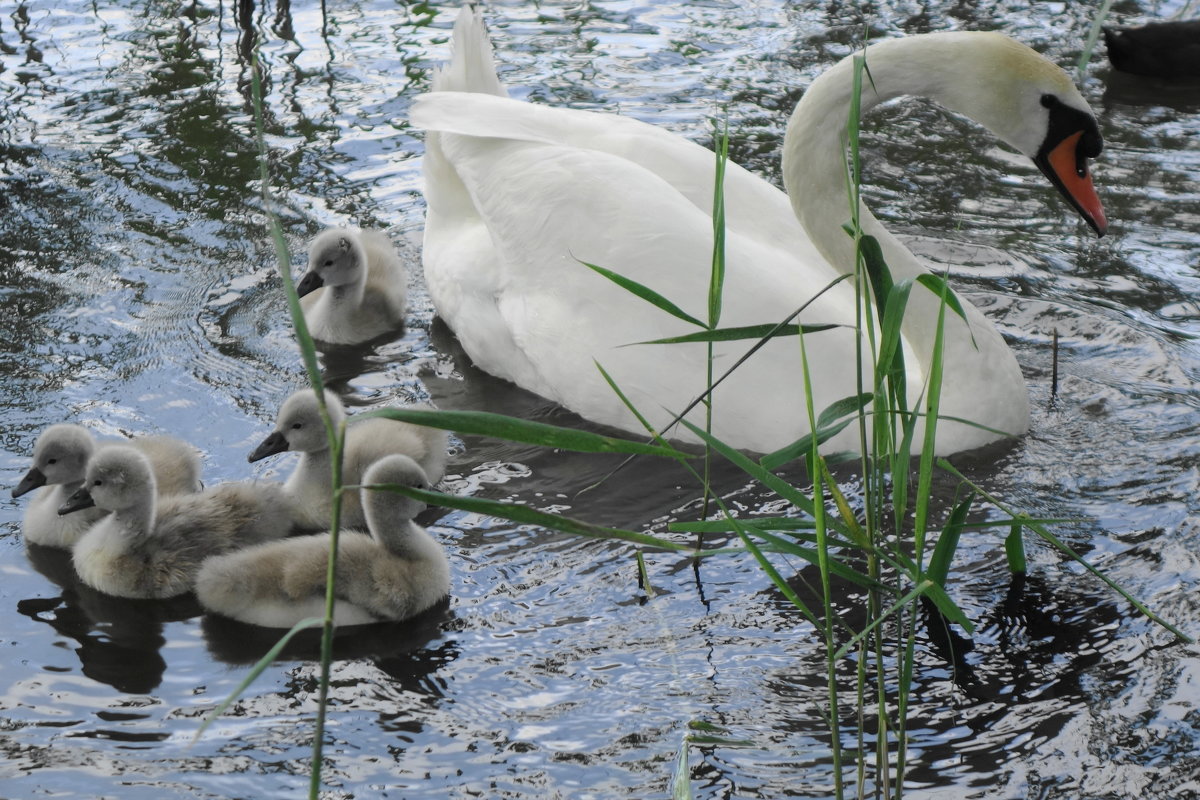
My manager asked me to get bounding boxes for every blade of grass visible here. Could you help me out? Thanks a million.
[358,407,686,459]
[938,459,1193,644]
[632,321,842,346]
[581,260,705,328]
[1078,0,1117,76]
[1004,522,1028,574]
[376,484,725,554]
[676,418,846,537]
[927,490,974,589]
[708,119,728,329]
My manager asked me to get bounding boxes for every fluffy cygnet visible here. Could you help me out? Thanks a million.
[62,446,292,599]
[297,228,408,345]
[247,388,448,531]
[12,424,203,549]
[196,454,450,627]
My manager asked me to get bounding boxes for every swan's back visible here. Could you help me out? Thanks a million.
[71,447,290,599]
[286,415,448,531]
[345,416,448,488]
[155,481,293,547]
[414,7,857,451]
[127,434,203,496]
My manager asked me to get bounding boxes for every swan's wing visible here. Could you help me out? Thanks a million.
[412,92,819,257]
[420,104,865,446]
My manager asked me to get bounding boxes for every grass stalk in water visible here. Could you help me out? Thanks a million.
[196,51,349,800]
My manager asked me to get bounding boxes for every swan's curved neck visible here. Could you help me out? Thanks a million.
[781,36,963,280]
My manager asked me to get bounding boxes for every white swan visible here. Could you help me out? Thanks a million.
[411,8,1107,456]
[297,228,408,345]
[60,446,293,599]
[248,389,449,531]
[196,454,449,628]
[12,424,203,549]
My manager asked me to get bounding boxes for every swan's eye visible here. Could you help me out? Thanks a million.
[92,479,102,487]
[1040,94,1054,108]
[324,259,335,267]
[47,458,57,465]
[291,422,303,430]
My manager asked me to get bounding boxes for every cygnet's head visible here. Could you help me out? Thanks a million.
[13,424,97,498]
[361,454,431,526]
[59,445,154,516]
[248,389,348,462]
[296,229,367,297]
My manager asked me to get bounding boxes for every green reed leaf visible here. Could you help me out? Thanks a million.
[581,260,705,328]
[358,407,685,459]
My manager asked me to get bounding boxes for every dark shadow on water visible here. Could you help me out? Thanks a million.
[424,316,819,531]
[199,597,454,666]
[20,543,202,694]
[1101,69,1200,110]
[315,326,410,393]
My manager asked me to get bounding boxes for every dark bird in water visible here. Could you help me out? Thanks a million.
[1104,20,1200,80]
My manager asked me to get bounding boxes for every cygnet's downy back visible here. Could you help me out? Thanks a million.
[196,454,450,628]
[62,446,290,599]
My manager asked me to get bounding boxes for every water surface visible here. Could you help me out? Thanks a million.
[3,1,1200,797]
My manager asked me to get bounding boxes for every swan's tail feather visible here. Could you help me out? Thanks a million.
[432,5,506,97]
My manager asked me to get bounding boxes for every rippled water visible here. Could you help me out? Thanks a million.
[3,0,1200,797]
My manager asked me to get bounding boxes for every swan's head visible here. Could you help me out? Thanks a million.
[924,32,1107,236]
[361,454,430,531]
[296,229,366,297]
[248,388,347,462]
[14,424,96,498]
[59,445,152,516]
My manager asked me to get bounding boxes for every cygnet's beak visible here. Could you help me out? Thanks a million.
[12,467,47,499]
[58,487,95,516]
[296,270,325,298]
[248,431,290,463]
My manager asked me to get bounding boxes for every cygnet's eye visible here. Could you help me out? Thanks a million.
[291,422,303,430]
[324,259,335,267]
[92,479,102,487]
[47,458,57,465]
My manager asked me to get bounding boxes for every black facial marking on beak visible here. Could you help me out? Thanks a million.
[1033,95,1108,236]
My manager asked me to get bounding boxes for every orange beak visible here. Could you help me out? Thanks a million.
[1040,131,1108,237]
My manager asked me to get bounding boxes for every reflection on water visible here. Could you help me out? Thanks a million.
[3,0,1200,797]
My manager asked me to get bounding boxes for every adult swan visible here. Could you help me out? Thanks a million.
[412,8,1107,456]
